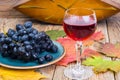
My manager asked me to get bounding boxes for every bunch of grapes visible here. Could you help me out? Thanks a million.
[0,21,58,64]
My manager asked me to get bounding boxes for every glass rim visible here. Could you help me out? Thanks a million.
[65,8,96,16]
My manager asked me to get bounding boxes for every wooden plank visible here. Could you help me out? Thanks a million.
[0,9,27,18]
[107,13,120,80]
[101,0,120,9]
[88,20,115,80]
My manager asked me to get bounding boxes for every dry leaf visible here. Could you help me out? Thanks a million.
[83,31,104,46]
[100,42,120,58]
[0,67,46,80]
[56,35,102,66]
[56,37,76,66]
[83,57,120,73]
[15,0,120,24]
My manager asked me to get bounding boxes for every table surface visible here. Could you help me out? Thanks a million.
[0,8,120,80]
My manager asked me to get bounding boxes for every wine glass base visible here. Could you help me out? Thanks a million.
[64,65,93,80]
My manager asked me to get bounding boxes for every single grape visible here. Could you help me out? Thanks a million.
[16,24,24,31]
[44,54,53,61]
[7,29,16,37]
[32,29,38,34]
[38,57,45,64]
[23,52,31,62]
[25,45,33,51]
[28,33,35,39]
[23,41,31,45]
[26,28,33,33]
[21,35,29,41]
[18,29,25,36]
[9,42,16,49]
[5,37,12,44]
[49,45,58,53]
[30,40,36,46]
[0,33,6,38]
[12,34,18,41]
[24,21,32,28]
[2,44,8,51]
[18,46,25,54]
[31,53,39,60]
[0,38,5,44]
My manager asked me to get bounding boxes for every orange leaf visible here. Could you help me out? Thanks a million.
[56,37,76,66]
[83,31,104,46]
[56,36,102,66]
[82,48,101,58]
[100,42,120,58]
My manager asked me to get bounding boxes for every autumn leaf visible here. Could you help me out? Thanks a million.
[83,57,120,73]
[56,37,101,66]
[100,42,120,58]
[46,30,65,40]
[0,67,46,80]
[56,37,76,66]
[83,31,104,46]
[82,48,102,58]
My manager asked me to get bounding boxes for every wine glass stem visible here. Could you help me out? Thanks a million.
[75,41,82,68]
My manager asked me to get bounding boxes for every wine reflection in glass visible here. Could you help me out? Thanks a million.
[63,8,97,80]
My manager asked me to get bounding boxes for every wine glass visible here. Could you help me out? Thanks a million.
[63,8,97,80]
[0,0,17,11]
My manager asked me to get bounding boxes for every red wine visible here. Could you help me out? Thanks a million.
[63,17,96,41]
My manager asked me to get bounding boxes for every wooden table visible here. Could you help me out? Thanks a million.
[0,9,120,80]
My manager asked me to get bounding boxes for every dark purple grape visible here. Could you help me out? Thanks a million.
[28,33,35,39]
[18,29,25,36]
[18,46,25,54]
[9,42,16,49]
[12,34,18,41]
[23,41,31,45]
[50,45,58,53]
[21,35,29,41]
[5,37,12,44]
[31,53,39,60]
[26,28,33,33]
[23,52,31,62]
[2,44,8,51]
[38,57,45,64]
[0,38,5,44]
[25,45,33,51]
[32,29,38,34]
[44,54,53,61]
[24,21,32,28]
[16,24,24,31]
[0,33,6,38]
[7,29,16,37]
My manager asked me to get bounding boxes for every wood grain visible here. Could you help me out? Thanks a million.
[107,13,120,80]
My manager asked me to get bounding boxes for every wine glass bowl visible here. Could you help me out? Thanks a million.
[63,8,97,41]
[63,8,97,80]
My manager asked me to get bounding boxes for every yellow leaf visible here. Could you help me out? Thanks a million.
[0,67,46,80]
[15,0,120,24]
